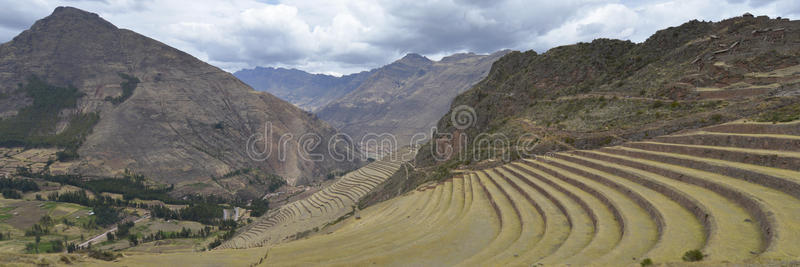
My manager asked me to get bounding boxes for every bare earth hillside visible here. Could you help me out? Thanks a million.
[0,7,360,194]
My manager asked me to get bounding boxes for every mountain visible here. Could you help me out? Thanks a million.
[315,51,509,152]
[234,67,372,112]
[362,14,800,201]
[0,7,360,196]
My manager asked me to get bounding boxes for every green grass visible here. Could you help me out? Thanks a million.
[756,102,800,123]
[0,206,16,221]
[41,202,58,210]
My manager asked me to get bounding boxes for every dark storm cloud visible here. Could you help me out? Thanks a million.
[0,0,799,75]
[370,0,595,54]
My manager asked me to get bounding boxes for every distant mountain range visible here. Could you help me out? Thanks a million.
[234,67,373,112]
[236,50,508,150]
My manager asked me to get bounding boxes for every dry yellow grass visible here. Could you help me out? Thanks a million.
[512,162,619,266]
[609,146,800,260]
[551,153,705,262]
[583,150,763,262]
[42,122,800,266]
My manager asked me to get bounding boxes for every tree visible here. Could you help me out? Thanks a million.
[106,232,115,241]
[127,234,138,246]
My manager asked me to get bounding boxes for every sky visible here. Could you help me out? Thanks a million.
[1,0,798,76]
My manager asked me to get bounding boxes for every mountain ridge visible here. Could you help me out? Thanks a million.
[234,66,373,112]
[236,50,509,155]
[315,50,509,151]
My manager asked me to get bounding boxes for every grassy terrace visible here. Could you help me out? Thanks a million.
[84,120,800,266]
[215,148,413,249]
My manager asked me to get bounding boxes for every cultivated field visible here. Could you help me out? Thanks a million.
[252,120,800,265]
[82,120,800,266]
[216,147,414,249]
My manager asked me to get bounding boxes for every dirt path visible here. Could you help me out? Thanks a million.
[78,215,150,248]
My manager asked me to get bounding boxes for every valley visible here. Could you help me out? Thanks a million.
[0,4,799,267]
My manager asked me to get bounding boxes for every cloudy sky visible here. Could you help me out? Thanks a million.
[1,0,798,75]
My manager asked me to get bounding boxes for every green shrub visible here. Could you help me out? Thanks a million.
[757,103,800,123]
[108,73,140,105]
[711,113,723,123]
[640,258,653,266]
[1,188,22,199]
[682,249,704,262]
[88,249,121,261]
[56,149,79,162]
[651,100,664,109]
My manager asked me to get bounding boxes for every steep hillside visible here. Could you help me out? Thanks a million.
[0,7,360,197]
[316,51,508,152]
[234,67,372,112]
[413,14,800,176]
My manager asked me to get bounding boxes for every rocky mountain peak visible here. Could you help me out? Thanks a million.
[26,6,116,36]
[397,53,432,66]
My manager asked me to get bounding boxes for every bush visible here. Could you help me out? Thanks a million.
[1,188,22,199]
[640,258,653,266]
[249,198,270,217]
[108,73,140,105]
[116,221,135,237]
[682,249,704,262]
[0,177,39,192]
[150,202,223,225]
[87,205,120,227]
[128,234,139,246]
[88,250,121,261]
[711,113,723,123]
[24,239,64,254]
[651,100,664,109]
[757,103,800,123]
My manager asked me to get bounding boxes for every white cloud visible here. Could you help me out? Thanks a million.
[0,0,798,74]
